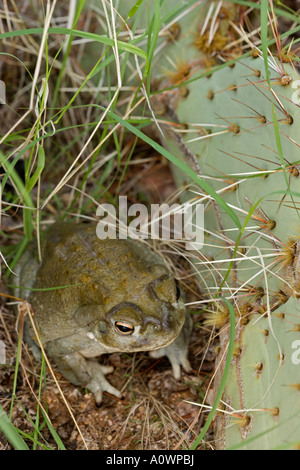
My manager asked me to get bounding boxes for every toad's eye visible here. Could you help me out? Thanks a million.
[115,321,134,335]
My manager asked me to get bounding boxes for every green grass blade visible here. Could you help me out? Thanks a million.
[26,145,45,193]
[189,298,236,449]
[0,152,35,239]
[146,0,161,95]
[0,27,149,70]
[127,0,145,18]
[0,405,30,450]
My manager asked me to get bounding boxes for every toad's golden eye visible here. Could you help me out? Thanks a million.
[115,321,134,335]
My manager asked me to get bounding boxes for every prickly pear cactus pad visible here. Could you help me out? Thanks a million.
[173,55,300,450]
[123,1,300,450]
[157,22,300,452]
[215,300,300,450]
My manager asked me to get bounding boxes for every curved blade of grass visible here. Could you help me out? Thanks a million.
[127,0,145,18]
[146,0,160,95]
[50,0,86,115]
[0,27,149,71]
[5,236,29,280]
[0,152,35,239]
[12,395,65,450]
[26,145,45,193]
[189,298,235,450]
[0,405,29,450]
[38,381,66,451]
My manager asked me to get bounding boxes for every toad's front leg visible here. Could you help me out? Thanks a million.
[47,342,122,405]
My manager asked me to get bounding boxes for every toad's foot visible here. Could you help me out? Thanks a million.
[149,340,192,380]
[84,361,123,405]
[49,350,122,405]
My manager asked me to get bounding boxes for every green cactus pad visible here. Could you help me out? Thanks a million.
[147,4,300,450]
